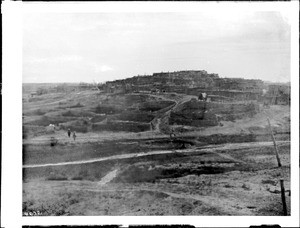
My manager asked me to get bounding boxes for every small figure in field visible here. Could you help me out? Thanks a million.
[202,92,207,101]
[150,122,155,131]
[169,129,176,140]
[198,92,207,101]
[73,131,76,141]
[67,128,71,137]
[198,93,203,101]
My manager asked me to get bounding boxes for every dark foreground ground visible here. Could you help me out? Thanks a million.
[23,138,290,216]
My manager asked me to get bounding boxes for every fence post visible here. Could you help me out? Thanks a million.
[267,118,282,167]
[280,179,288,216]
[267,118,287,215]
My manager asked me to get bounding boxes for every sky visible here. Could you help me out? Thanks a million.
[23,11,291,83]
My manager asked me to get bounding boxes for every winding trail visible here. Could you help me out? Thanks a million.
[150,94,196,133]
[23,140,289,169]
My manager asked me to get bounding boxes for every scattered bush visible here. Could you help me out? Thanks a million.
[50,137,58,147]
[241,183,251,190]
[261,179,277,185]
[69,102,84,108]
[23,201,70,216]
[28,97,44,102]
[62,110,75,117]
[71,176,83,181]
[25,109,46,116]
[37,87,48,95]
[46,174,68,181]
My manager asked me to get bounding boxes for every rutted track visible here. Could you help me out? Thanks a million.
[23,140,290,168]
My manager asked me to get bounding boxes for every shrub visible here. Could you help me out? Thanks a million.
[46,174,68,181]
[25,109,46,116]
[71,176,83,181]
[69,102,84,108]
[28,97,44,102]
[50,137,58,147]
[37,87,48,95]
[62,110,75,117]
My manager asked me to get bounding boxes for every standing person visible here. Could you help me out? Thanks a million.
[73,131,76,141]
[150,121,155,131]
[169,129,176,140]
[67,128,71,137]
[198,92,203,101]
[203,92,207,101]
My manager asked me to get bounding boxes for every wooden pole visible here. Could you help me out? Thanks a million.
[267,118,282,167]
[280,179,288,216]
[266,118,287,215]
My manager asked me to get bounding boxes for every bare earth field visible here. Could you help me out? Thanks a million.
[22,86,291,216]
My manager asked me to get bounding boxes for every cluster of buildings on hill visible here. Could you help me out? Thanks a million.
[23,70,290,105]
[98,70,264,94]
[96,70,290,105]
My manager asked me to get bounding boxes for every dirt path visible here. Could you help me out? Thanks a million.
[23,140,290,169]
[98,169,119,185]
[150,95,196,133]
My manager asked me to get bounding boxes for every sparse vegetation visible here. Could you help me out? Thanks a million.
[22,74,291,216]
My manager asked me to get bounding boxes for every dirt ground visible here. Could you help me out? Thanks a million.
[22,88,291,216]
[23,141,290,216]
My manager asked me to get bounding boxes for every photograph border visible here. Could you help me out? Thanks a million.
[2,1,299,227]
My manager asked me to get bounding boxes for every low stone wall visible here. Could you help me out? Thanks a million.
[169,111,219,127]
[90,114,107,123]
[114,111,155,123]
[92,121,150,132]
[59,119,89,133]
[125,94,150,106]
[169,99,259,127]
[23,115,78,127]
[206,101,259,116]
[139,100,176,112]
[186,89,261,101]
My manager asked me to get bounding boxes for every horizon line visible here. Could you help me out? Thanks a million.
[22,69,291,84]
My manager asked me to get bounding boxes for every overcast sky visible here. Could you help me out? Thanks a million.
[23,11,291,83]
